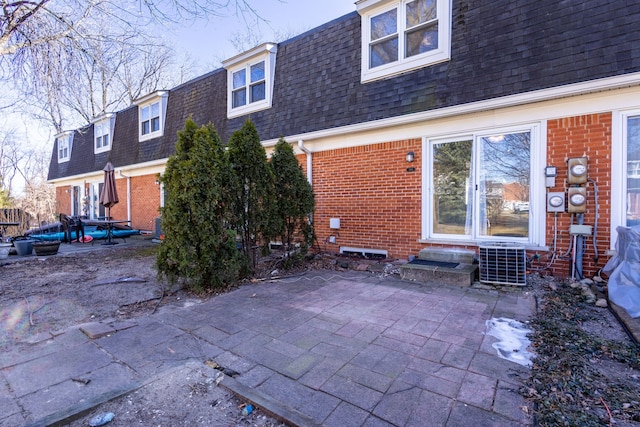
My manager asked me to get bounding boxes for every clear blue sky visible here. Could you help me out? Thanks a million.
[169,0,356,67]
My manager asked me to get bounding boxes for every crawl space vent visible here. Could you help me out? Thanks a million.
[479,243,526,286]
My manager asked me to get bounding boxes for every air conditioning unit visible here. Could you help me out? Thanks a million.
[479,243,526,286]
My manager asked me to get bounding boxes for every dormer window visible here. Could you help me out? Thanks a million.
[93,114,115,154]
[134,91,168,142]
[56,132,73,163]
[232,61,266,108]
[223,43,278,119]
[141,102,160,135]
[357,0,451,82]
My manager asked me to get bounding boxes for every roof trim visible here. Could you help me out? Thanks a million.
[222,43,278,69]
[54,130,74,139]
[262,71,640,146]
[133,90,168,106]
[90,112,116,124]
[46,158,168,185]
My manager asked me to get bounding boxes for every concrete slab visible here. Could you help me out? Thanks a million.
[3,341,111,397]
[79,322,116,339]
[2,270,536,426]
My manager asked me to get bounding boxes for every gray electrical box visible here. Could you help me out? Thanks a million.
[570,224,592,236]
[547,192,565,212]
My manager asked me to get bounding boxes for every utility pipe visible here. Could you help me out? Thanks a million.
[575,213,585,280]
[118,170,132,224]
[298,140,312,185]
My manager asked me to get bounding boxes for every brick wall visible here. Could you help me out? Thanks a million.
[103,178,128,223]
[310,113,613,278]
[313,139,423,258]
[56,186,71,215]
[129,174,161,231]
[541,113,612,278]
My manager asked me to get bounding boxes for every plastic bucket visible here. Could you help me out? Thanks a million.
[13,239,34,256]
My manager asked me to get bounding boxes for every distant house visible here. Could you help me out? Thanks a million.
[47,0,640,278]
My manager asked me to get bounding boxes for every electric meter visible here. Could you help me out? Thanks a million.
[567,187,587,213]
[569,193,586,205]
[570,164,586,177]
[567,157,588,184]
[547,192,565,212]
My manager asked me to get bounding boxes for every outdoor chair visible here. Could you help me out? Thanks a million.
[59,214,85,243]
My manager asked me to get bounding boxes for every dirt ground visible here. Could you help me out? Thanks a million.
[1,243,639,426]
[0,244,288,427]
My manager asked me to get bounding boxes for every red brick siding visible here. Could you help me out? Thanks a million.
[104,178,128,222]
[129,175,161,231]
[56,186,71,215]
[542,113,612,278]
[313,139,423,258]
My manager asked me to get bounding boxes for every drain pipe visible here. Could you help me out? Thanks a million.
[118,170,132,224]
[575,213,585,280]
[298,140,312,185]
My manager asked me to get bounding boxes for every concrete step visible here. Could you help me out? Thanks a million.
[417,247,476,264]
[400,261,478,287]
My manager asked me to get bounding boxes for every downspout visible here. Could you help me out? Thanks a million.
[297,140,312,185]
[118,170,132,223]
[297,140,314,227]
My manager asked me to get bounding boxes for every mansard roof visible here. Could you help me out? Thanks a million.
[48,1,640,181]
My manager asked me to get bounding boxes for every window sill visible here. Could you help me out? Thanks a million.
[227,101,272,119]
[139,131,163,142]
[417,239,549,252]
[362,52,450,83]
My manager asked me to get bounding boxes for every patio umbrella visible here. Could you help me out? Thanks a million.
[99,162,119,219]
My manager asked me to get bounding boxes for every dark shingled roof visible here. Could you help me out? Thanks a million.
[48,1,640,180]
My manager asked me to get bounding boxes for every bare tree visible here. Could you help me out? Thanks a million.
[0,123,56,222]
[1,0,273,62]
[227,24,307,56]
[19,28,176,131]
[0,0,278,201]
[0,128,28,197]
[18,148,56,225]
[0,0,97,58]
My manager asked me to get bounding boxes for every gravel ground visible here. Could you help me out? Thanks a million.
[523,274,640,426]
[0,243,289,426]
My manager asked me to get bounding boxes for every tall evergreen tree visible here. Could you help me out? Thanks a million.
[227,119,276,270]
[156,118,241,291]
[270,138,315,253]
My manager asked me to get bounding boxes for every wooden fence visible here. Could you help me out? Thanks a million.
[0,208,30,237]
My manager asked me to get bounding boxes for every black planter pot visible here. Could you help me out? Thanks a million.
[33,241,61,256]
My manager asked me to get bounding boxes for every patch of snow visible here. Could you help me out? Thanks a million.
[485,317,535,368]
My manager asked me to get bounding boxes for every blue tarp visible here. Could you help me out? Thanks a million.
[30,227,140,242]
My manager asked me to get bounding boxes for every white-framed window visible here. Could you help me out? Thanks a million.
[93,115,115,154]
[223,43,278,118]
[135,91,168,142]
[423,124,544,245]
[357,0,451,82]
[612,109,640,243]
[56,132,73,163]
